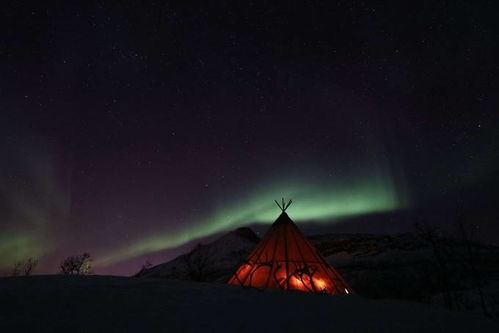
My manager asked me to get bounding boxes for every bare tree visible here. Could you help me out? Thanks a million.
[143,260,153,269]
[415,222,456,310]
[455,214,491,317]
[11,261,22,276]
[183,243,214,281]
[23,258,38,276]
[134,260,153,277]
[60,253,93,275]
[11,258,38,276]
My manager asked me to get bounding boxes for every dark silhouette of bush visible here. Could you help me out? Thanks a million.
[134,260,153,277]
[60,253,93,275]
[11,257,38,276]
[183,243,214,282]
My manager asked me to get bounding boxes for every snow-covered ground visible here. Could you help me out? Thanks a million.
[1,275,497,332]
[136,228,499,317]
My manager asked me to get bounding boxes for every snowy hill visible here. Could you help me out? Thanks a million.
[138,229,499,317]
[1,275,498,332]
[136,227,259,281]
[316,233,499,302]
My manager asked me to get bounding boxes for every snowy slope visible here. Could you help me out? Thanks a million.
[136,227,259,281]
[1,275,498,332]
[138,228,499,317]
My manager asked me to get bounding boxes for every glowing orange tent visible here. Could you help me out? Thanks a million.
[228,199,353,295]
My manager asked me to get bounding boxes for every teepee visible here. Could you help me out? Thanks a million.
[228,199,352,295]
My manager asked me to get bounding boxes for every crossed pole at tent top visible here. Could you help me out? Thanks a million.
[274,198,292,212]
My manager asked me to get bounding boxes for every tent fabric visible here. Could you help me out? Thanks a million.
[228,212,352,295]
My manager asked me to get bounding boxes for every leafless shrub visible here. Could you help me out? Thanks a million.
[134,260,153,277]
[183,243,214,282]
[415,216,494,317]
[11,262,22,276]
[23,258,38,276]
[414,222,457,310]
[11,257,38,276]
[454,214,491,317]
[60,253,92,275]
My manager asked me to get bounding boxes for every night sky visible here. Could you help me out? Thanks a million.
[1,1,498,275]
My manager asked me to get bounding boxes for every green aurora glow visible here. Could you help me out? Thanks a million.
[0,232,47,270]
[0,138,67,271]
[0,125,411,271]
[97,169,409,266]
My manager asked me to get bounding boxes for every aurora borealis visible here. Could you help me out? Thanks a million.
[98,166,409,266]
[2,2,499,275]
